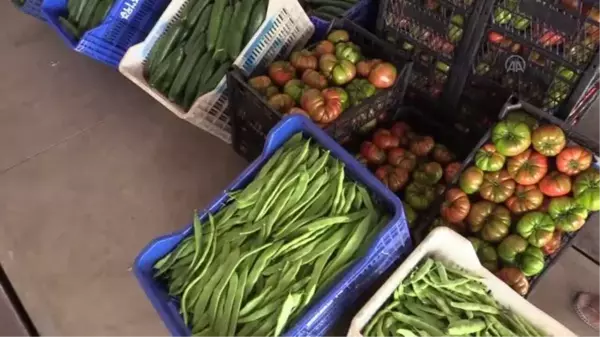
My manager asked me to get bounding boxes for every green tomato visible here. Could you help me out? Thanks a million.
[573,168,600,211]
[548,197,589,232]
[402,202,417,228]
[468,237,499,272]
[491,119,532,156]
[519,246,545,276]
[405,182,435,211]
[497,234,528,263]
[516,212,555,247]
[335,42,362,64]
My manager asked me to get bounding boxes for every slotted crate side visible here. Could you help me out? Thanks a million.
[309,0,375,41]
[13,0,46,21]
[119,0,314,143]
[565,75,599,124]
[229,19,413,161]
[457,0,600,126]
[42,0,170,67]
[375,0,491,105]
[134,115,412,337]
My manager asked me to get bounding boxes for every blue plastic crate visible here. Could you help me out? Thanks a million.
[13,0,46,21]
[310,0,375,41]
[41,0,170,67]
[134,115,413,336]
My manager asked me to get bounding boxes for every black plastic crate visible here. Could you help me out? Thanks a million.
[414,95,599,296]
[458,0,600,126]
[228,19,413,161]
[375,0,491,105]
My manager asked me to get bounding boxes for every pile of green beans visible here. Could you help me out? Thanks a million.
[153,133,388,336]
[363,258,546,337]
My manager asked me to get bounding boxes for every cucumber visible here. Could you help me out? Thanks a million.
[73,0,89,23]
[227,0,255,60]
[160,47,186,94]
[207,0,227,51]
[308,0,354,10]
[185,30,207,55]
[170,36,207,102]
[59,16,81,39]
[187,0,211,30]
[149,48,177,89]
[79,0,100,32]
[197,61,231,96]
[183,52,212,109]
[67,0,80,21]
[151,23,185,75]
[195,57,218,95]
[89,0,113,30]
[213,4,233,62]
[242,0,267,46]
[311,10,336,21]
[315,5,346,16]
[185,3,213,53]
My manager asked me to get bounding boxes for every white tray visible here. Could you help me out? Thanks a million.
[119,0,314,143]
[348,227,576,337]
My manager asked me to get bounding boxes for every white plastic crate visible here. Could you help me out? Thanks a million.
[348,227,576,337]
[119,0,314,143]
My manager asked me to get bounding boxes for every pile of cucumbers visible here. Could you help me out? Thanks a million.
[153,134,389,336]
[61,0,115,39]
[145,0,268,110]
[306,0,359,21]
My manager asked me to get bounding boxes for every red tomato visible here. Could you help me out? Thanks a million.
[441,188,471,224]
[368,62,398,89]
[507,149,548,185]
[372,129,400,150]
[444,162,462,183]
[539,171,572,197]
[360,141,386,165]
[488,32,505,44]
[556,146,593,176]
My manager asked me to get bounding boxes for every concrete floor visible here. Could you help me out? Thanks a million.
[1,3,599,336]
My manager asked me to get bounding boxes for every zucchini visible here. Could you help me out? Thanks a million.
[308,0,354,10]
[227,0,255,60]
[207,0,227,51]
[59,16,81,39]
[314,5,346,16]
[170,36,207,102]
[198,61,231,96]
[161,47,186,94]
[242,0,267,46]
[183,52,212,110]
[213,4,233,62]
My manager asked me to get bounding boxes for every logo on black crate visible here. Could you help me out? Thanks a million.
[505,55,526,73]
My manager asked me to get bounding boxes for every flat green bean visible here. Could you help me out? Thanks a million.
[217,272,238,336]
[274,292,302,337]
[390,312,445,336]
[447,319,486,335]
[450,301,500,314]
[303,246,335,306]
[237,297,285,323]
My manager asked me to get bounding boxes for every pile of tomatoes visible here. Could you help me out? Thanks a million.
[434,110,599,296]
[356,120,462,230]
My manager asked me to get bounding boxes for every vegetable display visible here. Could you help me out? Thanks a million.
[59,0,115,39]
[363,258,546,337]
[152,134,389,336]
[144,0,268,110]
[354,118,462,230]
[432,110,598,296]
[304,0,359,21]
[246,29,399,127]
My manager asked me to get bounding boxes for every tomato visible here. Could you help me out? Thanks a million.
[405,182,436,210]
[475,143,505,172]
[368,62,398,89]
[548,196,589,232]
[313,40,335,57]
[459,166,484,194]
[497,234,528,263]
[300,88,342,123]
[556,146,593,176]
[488,31,505,44]
[372,129,400,150]
[480,170,516,203]
[573,169,600,211]
[505,184,544,214]
[444,162,462,183]
[301,69,327,90]
[359,141,386,165]
[507,149,548,185]
[496,267,530,296]
[505,110,539,130]
[402,202,417,228]
[335,42,362,64]
[467,201,511,242]
[268,61,296,86]
[283,79,305,103]
[387,147,417,171]
[531,124,566,156]
[491,120,532,156]
[516,212,555,247]
[267,94,294,114]
[248,75,273,95]
[468,237,499,272]
[441,188,471,223]
[542,230,562,255]
[318,53,337,77]
[265,86,279,98]
[409,136,435,156]
[413,162,443,185]
[375,165,409,192]
[356,59,382,77]
[287,107,309,117]
[331,59,357,86]
[290,49,318,73]
[327,30,350,43]
[322,87,349,111]
[432,144,455,164]
[390,121,411,139]
[539,171,571,197]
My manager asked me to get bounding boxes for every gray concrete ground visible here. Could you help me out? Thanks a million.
[0,3,599,336]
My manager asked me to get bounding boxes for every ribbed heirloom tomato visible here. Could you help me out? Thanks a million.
[459,166,484,194]
[468,237,499,272]
[413,162,443,185]
[505,184,544,213]
[531,124,566,156]
[548,196,589,232]
[432,144,455,164]
[496,267,529,296]
[409,136,435,156]
[372,129,400,150]
[539,171,571,197]
[375,165,409,192]
[441,188,471,223]
[467,201,511,242]
[480,170,516,203]
[475,143,506,172]
[268,61,296,86]
[556,146,592,176]
[360,141,386,165]
[405,182,436,210]
[387,147,416,171]
[573,168,600,211]
[516,212,555,247]
[506,149,548,185]
[444,162,462,183]
[491,120,532,156]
